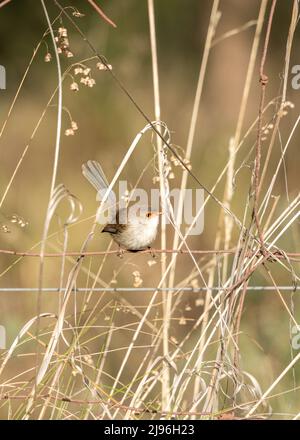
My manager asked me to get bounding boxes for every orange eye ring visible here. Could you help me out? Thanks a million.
[146,212,151,218]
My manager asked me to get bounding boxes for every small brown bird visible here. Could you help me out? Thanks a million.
[82,160,160,251]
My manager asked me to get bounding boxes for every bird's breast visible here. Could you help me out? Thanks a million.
[113,222,158,250]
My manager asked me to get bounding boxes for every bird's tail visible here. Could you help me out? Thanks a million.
[82,160,116,202]
[82,160,109,192]
[82,160,116,224]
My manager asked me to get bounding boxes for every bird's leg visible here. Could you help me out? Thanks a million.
[117,246,125,258]
[148,246,156,258]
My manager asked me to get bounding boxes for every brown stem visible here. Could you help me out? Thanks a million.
[0,0,12,8]
[0,248,298,259]
[253,0,277,251]
[86,0,117,28]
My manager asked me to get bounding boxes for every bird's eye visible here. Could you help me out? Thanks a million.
[146,212,151,218]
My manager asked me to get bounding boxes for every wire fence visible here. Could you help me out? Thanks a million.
[0,248,300,293]
[1,247,298,293]
[0,286,298,293]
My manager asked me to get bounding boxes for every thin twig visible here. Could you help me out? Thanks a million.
[0,248,298,259]
[0,393,216,417]
[26,0,64,419]
[0,0,11,8]
[86,0,117,28]
[253,0,277,251]
[258,0,299,195]
[147,0,170,410]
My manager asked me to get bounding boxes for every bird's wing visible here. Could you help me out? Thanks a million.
[102,224,119,234]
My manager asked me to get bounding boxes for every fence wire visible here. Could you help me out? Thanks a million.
[0,286,298,293]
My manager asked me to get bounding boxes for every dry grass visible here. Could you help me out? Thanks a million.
[0,0,299,420]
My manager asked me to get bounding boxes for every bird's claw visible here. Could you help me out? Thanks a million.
[148,247,156,258]
[117,247,125,258]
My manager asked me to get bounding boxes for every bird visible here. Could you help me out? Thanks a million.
[82,160,160,251]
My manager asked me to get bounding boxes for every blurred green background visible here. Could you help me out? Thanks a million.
[0,0,299,418]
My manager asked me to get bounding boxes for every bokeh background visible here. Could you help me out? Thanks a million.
[0,0,299,418]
